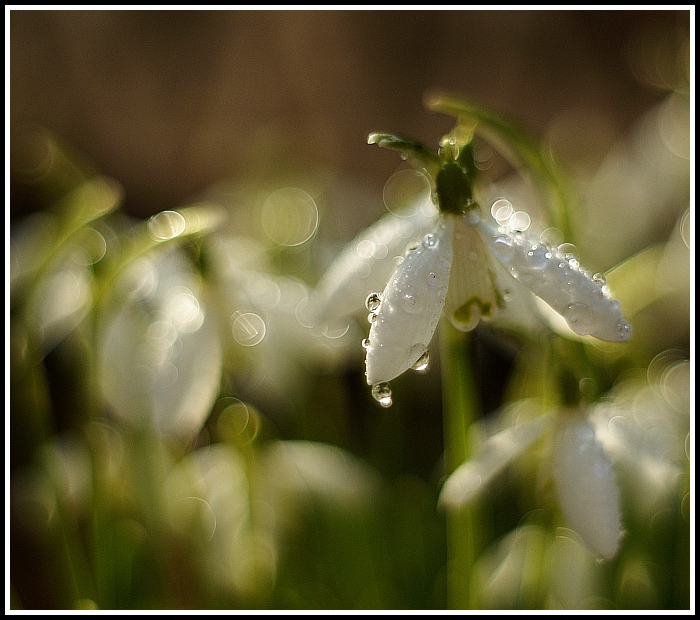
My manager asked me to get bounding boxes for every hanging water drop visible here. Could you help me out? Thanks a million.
[411,350,430,372]
[367,312,378,324]
[422,233,439,249]
[592,273,607,287]
[361,337,371,349]
[371,382,393,408]
[365,292,382,312]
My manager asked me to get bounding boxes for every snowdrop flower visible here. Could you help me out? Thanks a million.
[98,245,222,440]
[362,103,632,406]
[439,402,622,560]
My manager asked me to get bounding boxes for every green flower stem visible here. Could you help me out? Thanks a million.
[425,92,574,239]
[438,319,482,610]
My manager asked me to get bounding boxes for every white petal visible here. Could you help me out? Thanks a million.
[98,248,222,439]
[365,217,453,385]
[262,440,382,510]
[314,202,437,331]
[477,220,632,342]
[552,416,621,560]
[439,414,549,508]
[445,214,503,331]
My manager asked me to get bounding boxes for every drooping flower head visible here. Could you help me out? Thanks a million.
[363,95,632,406]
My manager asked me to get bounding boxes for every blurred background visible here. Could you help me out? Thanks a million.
[10,10,687,221]
[9,8,691,611]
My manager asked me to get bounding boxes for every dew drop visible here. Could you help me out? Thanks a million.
[427,272,438,288]
[365,292,382,312]
[618,322,633,340]
[526,244,548,269]
[405,241,420,255]
[592,273,607,287]
[367,312,378,324]
[402,293,418,312]
[411,350,430,372]
[361,337,371,349]
[491,234,515,261]
[422,233,439,249]
[371,382,393,408]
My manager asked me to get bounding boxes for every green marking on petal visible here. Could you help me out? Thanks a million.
[451,297,493,332]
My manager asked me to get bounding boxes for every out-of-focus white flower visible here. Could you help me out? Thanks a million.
[551,415,621,560]
[98,246,222,440]
[162,437,382,599]
[208,234,360,411]
[163,442,276,599]
[10,176,122,356]
[590,352,690,521]
[439,403,622,560]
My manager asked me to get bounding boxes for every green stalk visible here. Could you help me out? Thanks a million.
[438,319,482,610]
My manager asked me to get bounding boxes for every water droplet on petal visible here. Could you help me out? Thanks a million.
[411,350,430,372]
[491,234,515,261]
[422,233,439,249]
[367,312,378,324]
[404,241,420,256]
[371,382,393,408]
[526,244,548,269]
[402,293,418,312]
[365,292,383,312]
[592,273,607,287]
[361,337,371,349]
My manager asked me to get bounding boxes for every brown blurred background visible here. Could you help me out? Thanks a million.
[10,9,689,224]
